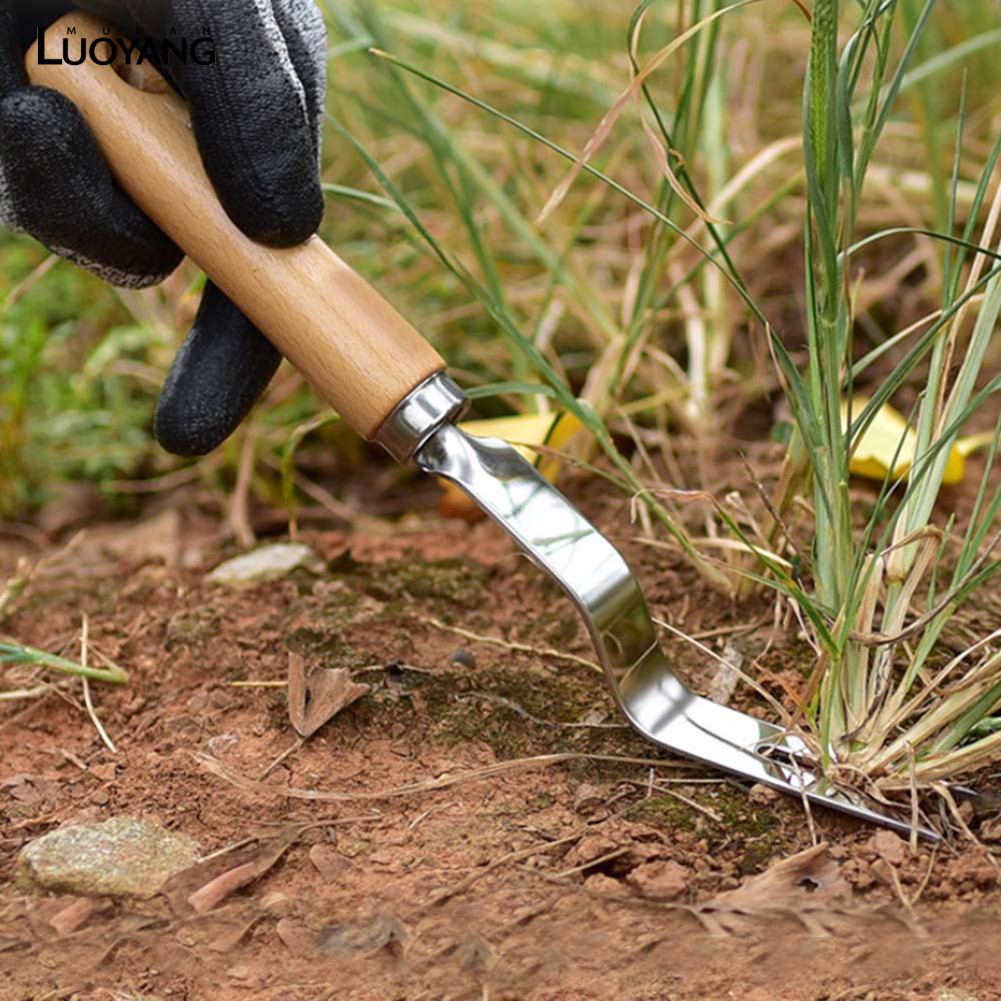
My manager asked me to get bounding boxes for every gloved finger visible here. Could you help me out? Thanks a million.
[4,2,71,68]
[0,4,183,287]
[71,1,132,27]
[269,0,327,157]
[0,87,183,288]
[154,282,282,456]
[127,0,324,249]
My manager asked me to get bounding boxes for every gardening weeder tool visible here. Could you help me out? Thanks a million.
[28,13,935,839]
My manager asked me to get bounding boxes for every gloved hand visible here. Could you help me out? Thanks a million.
[0,0,327,456]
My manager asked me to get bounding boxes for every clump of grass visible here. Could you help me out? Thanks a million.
[758,0,1001,798]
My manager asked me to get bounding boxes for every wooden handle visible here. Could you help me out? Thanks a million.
[27,12,445,441]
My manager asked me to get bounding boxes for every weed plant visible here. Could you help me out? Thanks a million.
[770,0,1001,799]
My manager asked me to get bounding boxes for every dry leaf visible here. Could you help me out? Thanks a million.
[288,652,368,738]
[639,112,724,224]
[843,397,993,485]
[695,844,850,936]
[162,832,297,916]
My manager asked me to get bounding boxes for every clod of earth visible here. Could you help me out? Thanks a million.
[625,859,689,900]
[870,829,907,867]
[207,543,325,587]
[309,843,349,883]
[980,816,1001,841]
[16,816,201,899]
[572,782,605,815]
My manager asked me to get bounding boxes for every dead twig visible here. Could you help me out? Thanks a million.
[554,846,632,879]
[194,749,692,804]
[188,861,264,914]
[258,736,305,780]
[910,846,939,906]
[230,426,258,549]
[654,616,792,725]
[430,829,588,906]
[790,753,818,847]
[80,616,116,754]
[0,533,86,625]
[424,616,600,673]
[51,747,88,771]
[428,794,660,907]
[197,816,384,864]
[3,252,58,307]
[0,685,51,701]
[933,782,999,872]
[689,616,769,641]
[625,779,725,824]
[0,558,32,624]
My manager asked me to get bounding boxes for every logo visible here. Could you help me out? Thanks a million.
[37,24,216,67]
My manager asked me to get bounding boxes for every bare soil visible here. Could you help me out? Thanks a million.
[3,487,1001,1000]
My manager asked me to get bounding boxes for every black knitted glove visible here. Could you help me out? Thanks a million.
[0,0,327,455]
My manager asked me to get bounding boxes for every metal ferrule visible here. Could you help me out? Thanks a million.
[373,371,469,463]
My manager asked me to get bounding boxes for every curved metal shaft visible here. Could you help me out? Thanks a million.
[379,376,936,839]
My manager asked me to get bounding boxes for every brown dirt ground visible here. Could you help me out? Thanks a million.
[3,481,1001,1001]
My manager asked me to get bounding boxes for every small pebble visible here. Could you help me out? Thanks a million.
[748,783,780,806]
[208,543,324,588]
[449,649,477,670]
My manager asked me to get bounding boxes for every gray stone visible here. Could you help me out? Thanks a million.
[17,816,201,899]
[207,543,324,587]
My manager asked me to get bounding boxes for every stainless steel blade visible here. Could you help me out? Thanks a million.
[416,423,937,840]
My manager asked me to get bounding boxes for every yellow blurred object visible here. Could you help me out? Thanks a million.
[842,397,994,486]
[438,411,583,520]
